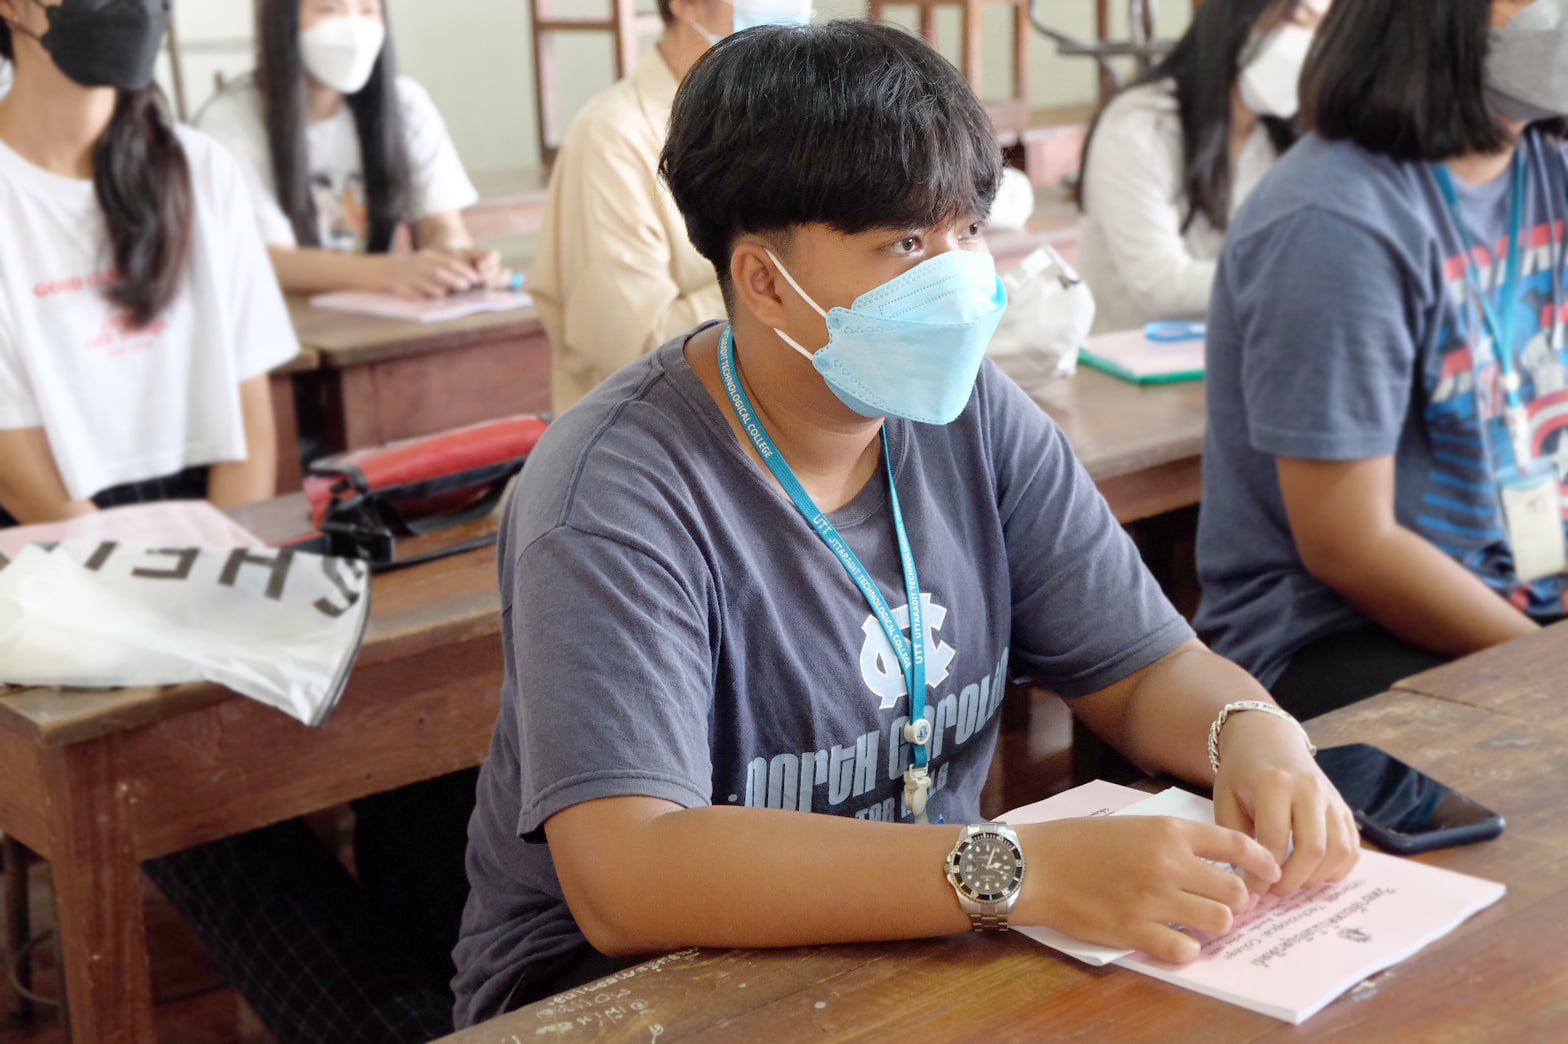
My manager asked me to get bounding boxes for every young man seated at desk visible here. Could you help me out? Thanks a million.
[452,20,1359,1026]
[530,0,811,413]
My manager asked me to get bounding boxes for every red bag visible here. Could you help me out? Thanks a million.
[303,415,548,567]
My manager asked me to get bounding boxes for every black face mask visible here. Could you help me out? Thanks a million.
[14,0,169,91]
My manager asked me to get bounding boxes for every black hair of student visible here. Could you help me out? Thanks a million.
[1302,0,1568,160]
[657,0,673,25]
[0,24,193,329]
[1076,0,1301,235]
[255,0,411,252]
[659,20,1002,306]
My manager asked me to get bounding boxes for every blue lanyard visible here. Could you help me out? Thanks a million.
[1434,154,1529,417]
[716,327,930,776]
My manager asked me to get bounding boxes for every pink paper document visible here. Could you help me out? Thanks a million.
[0,500,264,561]
[1003,782,1506,1023]
[309,289,532,323]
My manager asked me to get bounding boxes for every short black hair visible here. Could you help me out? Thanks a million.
[1303,0,1567,161]
[657,0,673,26]
[659,20,1002,301]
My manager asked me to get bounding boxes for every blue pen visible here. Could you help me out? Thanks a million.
[1144,320,1206,343]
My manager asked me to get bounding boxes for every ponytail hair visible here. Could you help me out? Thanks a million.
[94,90,195,326]
[0,23,194,328]
[256,0,411,253]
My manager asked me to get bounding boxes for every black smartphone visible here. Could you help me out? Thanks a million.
[1314,743,1505,854]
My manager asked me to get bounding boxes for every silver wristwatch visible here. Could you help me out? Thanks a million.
[945,823,1026,931]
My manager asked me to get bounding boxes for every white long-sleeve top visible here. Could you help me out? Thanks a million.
[1076,80,1279,335]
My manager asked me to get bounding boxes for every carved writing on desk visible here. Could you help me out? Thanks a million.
[465,949,699,1042]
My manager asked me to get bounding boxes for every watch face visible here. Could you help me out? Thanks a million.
[959,835,1023,902]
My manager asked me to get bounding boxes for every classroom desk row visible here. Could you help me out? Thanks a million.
[276,292,1205,525]
[444,623,1568,1043]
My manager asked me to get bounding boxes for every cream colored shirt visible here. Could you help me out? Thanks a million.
[1076,80,1279,335]
[531,50,725,413]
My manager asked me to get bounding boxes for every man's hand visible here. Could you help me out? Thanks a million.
[1212,710,1361,895]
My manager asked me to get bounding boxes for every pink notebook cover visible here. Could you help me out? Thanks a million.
[1079,328,1205,383]
[309,289,532,323]
[1002,782,1505,1024]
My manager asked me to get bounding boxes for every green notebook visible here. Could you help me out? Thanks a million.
[1079,328,1205,385]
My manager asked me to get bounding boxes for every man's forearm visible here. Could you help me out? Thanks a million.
[1316,524,1537,658]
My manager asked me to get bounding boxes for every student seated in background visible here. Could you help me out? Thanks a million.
[198,0,510,299]
[0,1,290,525]
[1197,0,1568,719]
[532,0,809,413]
[1075,0,1329,334]
[451,20,1357,1026]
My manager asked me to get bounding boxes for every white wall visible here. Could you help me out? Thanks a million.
[161,0,1194,176]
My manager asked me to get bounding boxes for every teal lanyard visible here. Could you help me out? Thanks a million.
[716,328,932,785]
[1434,154,1531,469]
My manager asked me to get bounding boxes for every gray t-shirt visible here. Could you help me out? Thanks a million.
[452,329,1191,1025]
[1197,131,1568,687]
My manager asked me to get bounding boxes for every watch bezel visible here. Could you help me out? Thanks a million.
[946,825,1026,904]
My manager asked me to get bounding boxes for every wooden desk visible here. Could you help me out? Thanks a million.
[0,499,504,1043]
[289,296,551,451]
[270,348,318,493]
[446,686,1568,1042]
[1393,619,1568,737]
[1023,366,1206,524]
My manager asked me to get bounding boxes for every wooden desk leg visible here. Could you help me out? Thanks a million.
[322,367,383,451]
[4,835,33,1021]
[269,372,304,495]
[43,741,155,1044]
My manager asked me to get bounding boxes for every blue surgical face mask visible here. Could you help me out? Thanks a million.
[765,247,1008,425]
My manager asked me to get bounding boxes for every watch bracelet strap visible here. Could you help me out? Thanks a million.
[971,912,1010,932]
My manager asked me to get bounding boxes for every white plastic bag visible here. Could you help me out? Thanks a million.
[988,244,1096,387]
[989,166,1037,231]
[0,541,370,726]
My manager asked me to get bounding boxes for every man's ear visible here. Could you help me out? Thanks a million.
[729,240,791,329]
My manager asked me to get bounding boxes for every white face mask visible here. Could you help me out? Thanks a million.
[299,16,387,96]
[1237,23,1315,119]
[683,0,812,47]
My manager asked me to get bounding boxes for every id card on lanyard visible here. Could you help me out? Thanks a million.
[716,327,936,822]
[1435,155,1568,582]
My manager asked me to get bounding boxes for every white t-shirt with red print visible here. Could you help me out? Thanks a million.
[0,126,298,501]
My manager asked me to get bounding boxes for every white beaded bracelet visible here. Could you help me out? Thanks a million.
[1207,700,1315,774]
